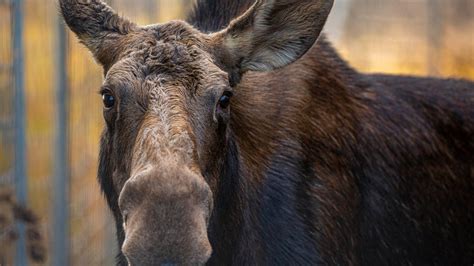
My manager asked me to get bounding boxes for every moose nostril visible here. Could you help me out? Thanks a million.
[123,211,129,225]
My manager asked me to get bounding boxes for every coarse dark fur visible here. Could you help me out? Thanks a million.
[60,0,474,265]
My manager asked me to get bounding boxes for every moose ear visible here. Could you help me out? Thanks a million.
[213,0,334,73]
[60,0,137,70]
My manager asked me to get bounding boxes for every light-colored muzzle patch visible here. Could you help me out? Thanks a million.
[119,165,213,265]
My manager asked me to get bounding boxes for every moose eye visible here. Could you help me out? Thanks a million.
[102,93,115,109]
[218,91,233,109]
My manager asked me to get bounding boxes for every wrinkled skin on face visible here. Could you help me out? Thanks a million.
[60,0,333,264]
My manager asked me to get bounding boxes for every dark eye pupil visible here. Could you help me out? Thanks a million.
[102,93,115,108]
[219,93,232,109]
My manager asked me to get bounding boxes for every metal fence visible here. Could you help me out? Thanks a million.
[1,0,28,265]
[0,0,472,265]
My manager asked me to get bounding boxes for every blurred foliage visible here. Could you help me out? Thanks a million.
[0,0,472,265]
[334,0,474,77]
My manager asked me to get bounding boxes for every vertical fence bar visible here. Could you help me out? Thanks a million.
[11,0,28,264]
[52,16,70,266]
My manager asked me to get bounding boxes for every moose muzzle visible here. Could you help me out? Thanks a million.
[118,165,213,265]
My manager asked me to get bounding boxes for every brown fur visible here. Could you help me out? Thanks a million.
[60,0,474,265]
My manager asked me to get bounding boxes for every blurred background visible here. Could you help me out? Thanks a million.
[0,0,472,265]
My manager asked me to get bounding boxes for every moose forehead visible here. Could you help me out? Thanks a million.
[104,21,228,93]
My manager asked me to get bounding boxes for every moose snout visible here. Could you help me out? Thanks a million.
[119,167,213,265]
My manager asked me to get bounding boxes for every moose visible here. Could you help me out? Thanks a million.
[60,0,474,264]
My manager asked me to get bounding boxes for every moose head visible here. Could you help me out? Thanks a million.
[60,0,333,264]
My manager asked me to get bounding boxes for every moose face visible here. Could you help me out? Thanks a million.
[103,23,227,264]
[60,0,333,264]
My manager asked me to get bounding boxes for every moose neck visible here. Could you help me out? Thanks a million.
[206,37,363,264]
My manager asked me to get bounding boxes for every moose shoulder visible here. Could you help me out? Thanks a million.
[60,0,474,264]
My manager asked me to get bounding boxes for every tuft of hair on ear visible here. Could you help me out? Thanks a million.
[212,0,334,77]
[59,0,138,69]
